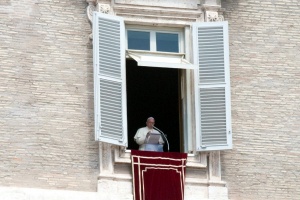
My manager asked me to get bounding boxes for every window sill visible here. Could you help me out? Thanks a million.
[114,147,207,168]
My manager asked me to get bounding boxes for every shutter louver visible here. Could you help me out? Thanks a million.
[93,12,127,146]
[193,22,232,151]
[199,87,226,146]
[99,79,123,140]
[98,18,122,78]
[198,26,225,84]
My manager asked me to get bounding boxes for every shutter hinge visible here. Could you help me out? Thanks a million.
[197,146,207,150]
[228,131,231,134]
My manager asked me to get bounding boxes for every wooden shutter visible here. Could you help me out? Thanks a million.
[93,12,127,146]
[193,22,232,151]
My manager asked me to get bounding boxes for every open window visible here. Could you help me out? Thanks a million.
[126,27,195,69]
[92,12,232,151]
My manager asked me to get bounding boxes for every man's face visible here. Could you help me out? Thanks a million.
[146,118,155,129]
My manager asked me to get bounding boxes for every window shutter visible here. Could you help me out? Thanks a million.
[93,12,127,146]
[193,22,232,151]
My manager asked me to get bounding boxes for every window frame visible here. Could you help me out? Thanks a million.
[125,25,184,53]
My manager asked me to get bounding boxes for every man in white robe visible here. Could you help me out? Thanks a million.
[134,117,164,151]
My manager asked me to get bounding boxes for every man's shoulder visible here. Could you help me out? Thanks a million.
[137,127,147,131]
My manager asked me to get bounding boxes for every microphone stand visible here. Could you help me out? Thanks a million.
[153,126,169,152]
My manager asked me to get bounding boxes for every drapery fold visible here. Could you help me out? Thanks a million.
[131,150,187,200]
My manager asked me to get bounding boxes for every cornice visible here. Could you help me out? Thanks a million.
[113,4,202,26]
[86,1,204,27]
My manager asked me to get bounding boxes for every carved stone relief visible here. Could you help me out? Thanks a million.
[200,0,224,22]
[205,11,224,22]
[87,3,111,24]
[86,1,111,39]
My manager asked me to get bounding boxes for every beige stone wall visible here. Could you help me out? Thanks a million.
[221,0,300,199]
[0,0,99,191]
[1,0,300,198]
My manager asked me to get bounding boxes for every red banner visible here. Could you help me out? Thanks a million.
[131,150,187,200]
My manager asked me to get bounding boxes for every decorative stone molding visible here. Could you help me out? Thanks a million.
[206,11,224,22]
[200,0,224,22]
[87,3,111,24]
[86,1,111,39]
[87,0,203,29]
[114,146,131,163]
[113,4,202,26]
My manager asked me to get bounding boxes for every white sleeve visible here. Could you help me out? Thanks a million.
[134,128,147,145]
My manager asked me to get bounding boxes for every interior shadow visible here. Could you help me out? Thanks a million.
[126,59,180,152]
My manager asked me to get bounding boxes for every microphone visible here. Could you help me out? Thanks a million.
[153,126,170,152]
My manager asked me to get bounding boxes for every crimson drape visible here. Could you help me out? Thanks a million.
[131,150,187,200]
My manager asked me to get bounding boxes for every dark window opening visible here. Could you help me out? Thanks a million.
[126,59,181,152]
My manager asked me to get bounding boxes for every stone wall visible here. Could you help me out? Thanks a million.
[1,0,300,199]
[221,0,300,199]
[0,0,99,191]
